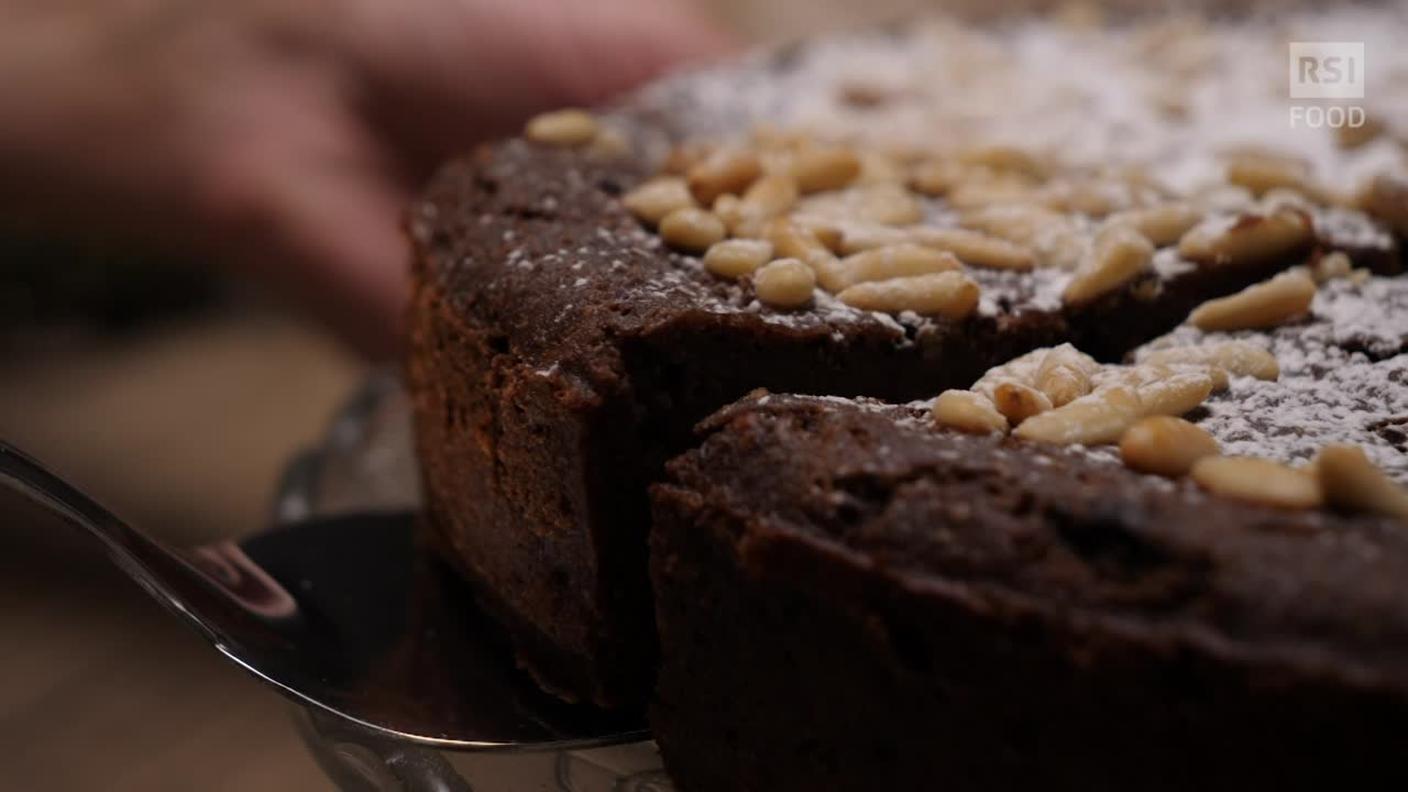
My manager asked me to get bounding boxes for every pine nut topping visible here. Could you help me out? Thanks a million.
[835,271,981,318]
[767,219,849,292]
[793,147,862,193]
[1226,153,1310,196]
[1310,251,1354,283]
[1033,344,1100,406]
[1316,444,1408,522]
[962,205,1086,270]
[661,142,714,175]
[957,145,1047,180]
[1140,341,1279,381]
[854,183,925,226]
[992,382,1054,424]
[738,174,800,225]
[1131,369,1216,416]
[1361,173,1408,236]
[908,227,1037,271]
[622,177,697,226]
[1014,385,1142,445]
[1191,456,1323,510]
[932,390,1009,434]
[834,245,962,291]
[687,149,763,205]
[524,109,599,147]
[659,208,726,253]
[1104,203,1201,246]
[1120,416,1220,477]
[753,258,816,308]
[1188,270,1316,331]
[1062,225,1154,306]
[703,239,774,279]
[795,220,846,253]
[835,222,913,254]
[1177,209,1313,267]
[909,159,972,197]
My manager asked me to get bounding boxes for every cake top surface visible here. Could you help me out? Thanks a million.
[413,4,1408,380]
[1130,275,1408,480]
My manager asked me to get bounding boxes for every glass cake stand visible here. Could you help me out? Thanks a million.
[273,372,672,791]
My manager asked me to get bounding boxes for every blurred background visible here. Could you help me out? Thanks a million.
[0,0,1262,789]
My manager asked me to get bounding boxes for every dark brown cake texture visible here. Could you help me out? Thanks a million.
[650,387,1408,791]
[651,273,1408,789]
[407,11,1408,710]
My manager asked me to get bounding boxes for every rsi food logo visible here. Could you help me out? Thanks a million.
[1288,42,1366,129]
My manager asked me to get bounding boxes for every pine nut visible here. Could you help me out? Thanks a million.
[767,219,849,292]
[962,205,1086,269]
[792,147,862,193]
[836,271,980,319]
[753,258,816,308]
[957,145,1047,180]
[909,159,973,197]
[854,183,924,226]
[1140,341,1279,381]
[1226,153,1310,196]
[1063,225,1154,306]
[973,348,1045,400]
[908,227,1036,271]
[992,382,1054,424]
[1033,344,1100,407]
[1361,173,1408,236]
[738,174,799,225]
[1120,416,1220,477]
[946,177,1041,210]
[586,127,629,158]
[622,177,697,226]
[1042,178,1133,217]
[932,390,1009,434]
[1316,444,1408,521]
[836,222,912,255]
[687,149,763,205]
[857,149,907,185]
[524,109,598,147]
[1191,456,1323,510]
[661,141,714,176]
[1188,270,1316,331]
[833,245,962,291]
[794,220,845,253]
[1104,203,1201,246]
[712,194,746,234]
[1014,385,1142,445]
[1177,209,1313,267]
[1310,251,1354,283]
[1132,370,1215,417]
[703,239,774,279]
[659,208,726,253]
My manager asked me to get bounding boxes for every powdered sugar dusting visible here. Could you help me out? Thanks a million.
[1139,277,1408,482]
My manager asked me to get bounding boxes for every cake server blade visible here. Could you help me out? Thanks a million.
[0,440,649,751]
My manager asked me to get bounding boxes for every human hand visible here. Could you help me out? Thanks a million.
[0,0,729,358]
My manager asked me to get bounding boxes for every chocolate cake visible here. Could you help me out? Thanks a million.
[650,385,1408,791]
[407,5,1408,711]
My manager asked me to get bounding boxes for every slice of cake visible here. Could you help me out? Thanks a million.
[650,270,1408,790]
[408,6,1407,707]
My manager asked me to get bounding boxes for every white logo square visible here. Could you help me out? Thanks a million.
[1289,42,1365,99]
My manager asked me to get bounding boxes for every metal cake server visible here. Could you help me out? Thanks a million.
[0,440,648,754]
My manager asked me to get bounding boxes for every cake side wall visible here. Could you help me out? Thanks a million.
[649,482,1408,792]
[407,269,628,704]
